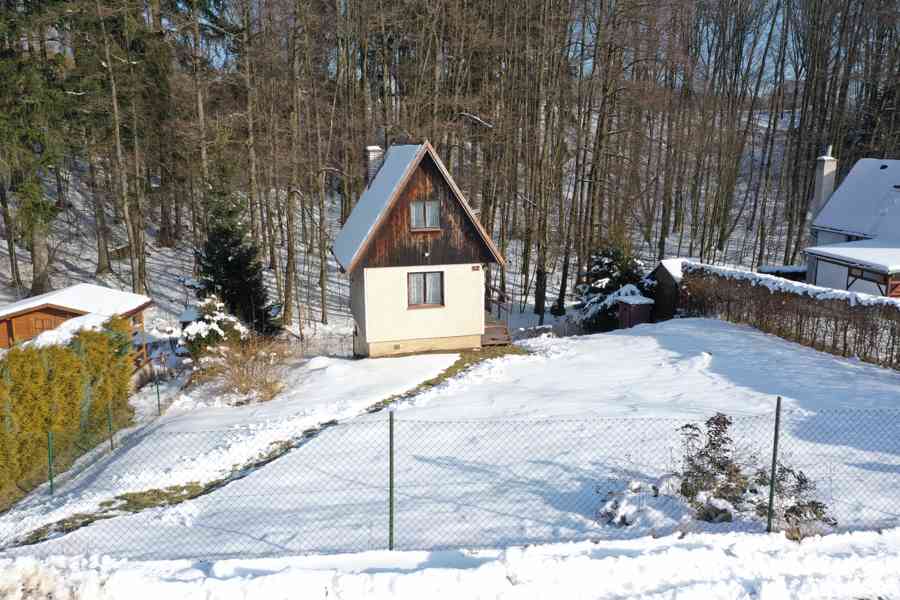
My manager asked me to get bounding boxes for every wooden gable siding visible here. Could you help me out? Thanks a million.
[355,154,495,271]
[3,306,83,348]
[889,278,900,298]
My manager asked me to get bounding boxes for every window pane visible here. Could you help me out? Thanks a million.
[426,272,443,305]
[410,201,425,228]
[409,273,425,305]
[425,200,440,228]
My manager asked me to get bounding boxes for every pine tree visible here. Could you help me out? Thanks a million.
[197,206,272,332]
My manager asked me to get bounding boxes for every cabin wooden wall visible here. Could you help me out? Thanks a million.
[355,154,495,271]
[890,278,900,298]
[1,307,81,348]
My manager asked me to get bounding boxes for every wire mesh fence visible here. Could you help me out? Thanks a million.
[1,405,899,560]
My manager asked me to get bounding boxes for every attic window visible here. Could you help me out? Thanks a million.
[410,199,440,230]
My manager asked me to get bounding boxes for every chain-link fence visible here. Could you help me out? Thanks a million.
[1,404,899,560]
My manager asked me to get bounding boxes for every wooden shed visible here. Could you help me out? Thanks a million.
[0,283,153,366]
[647,259,684,322]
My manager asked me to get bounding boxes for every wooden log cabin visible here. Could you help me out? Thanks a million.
[333,141,508,357]
[0,283,153,366]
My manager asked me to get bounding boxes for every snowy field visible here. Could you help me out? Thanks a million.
[3,318,900,561]
[0,353,458,553]
[2,528,899,600]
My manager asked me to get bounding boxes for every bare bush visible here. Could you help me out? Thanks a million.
[218,336,289,403]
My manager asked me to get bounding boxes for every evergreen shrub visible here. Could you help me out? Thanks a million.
[0,316,134,510]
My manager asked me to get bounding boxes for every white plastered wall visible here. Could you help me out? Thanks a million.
[362,263,485,344]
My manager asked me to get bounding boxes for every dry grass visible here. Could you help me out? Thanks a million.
[192,335,291,403]
[220,336,290,403]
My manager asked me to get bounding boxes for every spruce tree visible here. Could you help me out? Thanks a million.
[197,207,272,332]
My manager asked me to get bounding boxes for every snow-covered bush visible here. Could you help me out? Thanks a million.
[181,296,249,360]
[677,413,834,531]
[679,414,749,508]
[572,246,648,332]
[753,463,836,539]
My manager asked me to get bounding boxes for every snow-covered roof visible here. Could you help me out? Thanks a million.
[758,265,807,274]
[179,306,201,323]
[812,158,900,239]
[332,141,504,272]
[805,238,900,274]
[659,258,687,283]
[333,144,424,270]
[0,283,152,321]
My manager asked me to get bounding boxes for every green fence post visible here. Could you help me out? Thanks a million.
[47,431,54,496]
[155,361,162,416]
[107,402,114,452]
[389,410,395,551]
[766,396,782,533]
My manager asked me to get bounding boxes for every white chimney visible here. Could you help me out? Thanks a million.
[365,145,384,187]
[812,145,837,220]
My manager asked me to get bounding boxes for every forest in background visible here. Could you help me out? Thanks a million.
[1,0,898,324]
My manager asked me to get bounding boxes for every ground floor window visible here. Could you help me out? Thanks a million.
[408,271,444,307]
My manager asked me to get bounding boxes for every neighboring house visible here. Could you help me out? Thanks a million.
[333,141,506,357]
[805,154,900,297]
[0,283,153,365]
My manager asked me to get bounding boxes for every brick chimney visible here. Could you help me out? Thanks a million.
[812,146,837,220]
[365,145,384,187]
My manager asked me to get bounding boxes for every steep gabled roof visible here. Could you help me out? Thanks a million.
[813,158,900,239]
[0,283,152,321]
[332,141,505,273]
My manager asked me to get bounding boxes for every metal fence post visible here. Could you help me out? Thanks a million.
[107,402,115,451]
[389,409,395,550]
[47,431,54,496]
[766,396,782,533]
[155,361,162,416]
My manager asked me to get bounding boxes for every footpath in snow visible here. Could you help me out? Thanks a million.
[2,528,899,600]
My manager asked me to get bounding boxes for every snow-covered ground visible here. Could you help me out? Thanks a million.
[0,352,458,552]
[4,318,899,560]
[3,528,899,600]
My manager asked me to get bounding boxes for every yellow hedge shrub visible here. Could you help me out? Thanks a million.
[0,316,136,509]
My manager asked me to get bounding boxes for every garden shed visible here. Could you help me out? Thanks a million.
[0,283,153,365]
[647,259,684,322]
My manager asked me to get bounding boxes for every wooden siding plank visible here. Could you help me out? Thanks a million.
[356,154,496,270]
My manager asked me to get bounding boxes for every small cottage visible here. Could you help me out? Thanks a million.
[805,155,900,297]
[333,141,506,357]
[0,283,153,364]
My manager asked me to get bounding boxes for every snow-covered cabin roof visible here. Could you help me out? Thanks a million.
[332,141,504,273]
[659,258,687,283]
[805,238,900,274]
[812,158,900,239]
[0,283,152,321]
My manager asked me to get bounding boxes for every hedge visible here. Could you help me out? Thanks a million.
[683,263,900,370]
[0,316,134,510]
